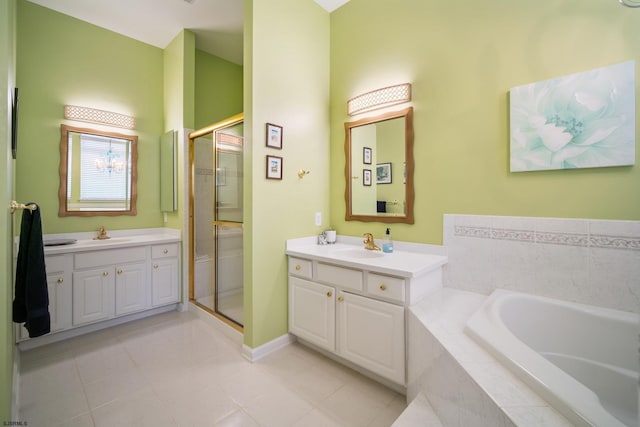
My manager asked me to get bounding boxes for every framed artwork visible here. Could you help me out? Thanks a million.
[266,123,283,149]
[376,162,392,184]
[510,61,635,172]
[363,147,372,164]
[266,155,283,180]
[363,169,372,186]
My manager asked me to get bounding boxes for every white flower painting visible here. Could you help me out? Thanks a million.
[510,61,635,172]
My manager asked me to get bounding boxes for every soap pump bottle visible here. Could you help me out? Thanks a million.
[382,228,394,253]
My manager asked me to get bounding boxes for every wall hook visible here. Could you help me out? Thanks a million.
[297,169,310,179]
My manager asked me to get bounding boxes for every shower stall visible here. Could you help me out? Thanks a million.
[190,115,244,328]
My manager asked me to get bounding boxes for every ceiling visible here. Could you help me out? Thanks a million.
[25,0,351,65]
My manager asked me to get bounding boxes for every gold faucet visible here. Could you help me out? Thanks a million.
[93,226,110,240]
[363,233,380,251]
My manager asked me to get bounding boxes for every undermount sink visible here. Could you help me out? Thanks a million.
[336,248,385,259]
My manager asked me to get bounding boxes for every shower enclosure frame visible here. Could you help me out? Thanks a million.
[188,113,244,332]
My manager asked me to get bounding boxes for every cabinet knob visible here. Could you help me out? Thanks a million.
[163,249,168,254]
[103,271,109,277]
[57,277,64,284]
[326,291,332,297]
[295,265,301,271]
[338,296,344,302]
[380,284,387,291]
[117,269,123,275]
[154,264,159,269]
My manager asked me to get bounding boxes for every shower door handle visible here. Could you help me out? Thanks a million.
[212,220,243,228]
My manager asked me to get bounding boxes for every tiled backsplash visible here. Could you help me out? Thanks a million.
[443,214,640,313]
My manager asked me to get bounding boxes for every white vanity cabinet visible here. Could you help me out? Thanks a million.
[73,246,148,326]
[151,243,180,307]
[16,230,181,346]
[288,257,408,385]
[286,240,447,388]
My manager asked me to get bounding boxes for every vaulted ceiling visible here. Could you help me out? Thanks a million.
[25,0,350,65]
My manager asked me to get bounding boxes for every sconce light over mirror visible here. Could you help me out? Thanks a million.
[59,124,137,216]
[347,83,412,116]
[345,106,414,224]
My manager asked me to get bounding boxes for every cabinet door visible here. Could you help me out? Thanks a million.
[289,277,335,351]
[152,258,179,306]
[73,268,115,326]
[46,271,72,332]
[337,291,405,385]
[115,262,148,315]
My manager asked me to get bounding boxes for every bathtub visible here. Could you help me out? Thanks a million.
[465,289,638,427]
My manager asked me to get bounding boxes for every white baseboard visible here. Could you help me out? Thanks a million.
[242,333,296,362]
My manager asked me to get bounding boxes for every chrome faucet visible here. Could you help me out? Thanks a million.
[363,233,380,251]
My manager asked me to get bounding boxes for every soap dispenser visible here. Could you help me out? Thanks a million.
[382,228,394,253]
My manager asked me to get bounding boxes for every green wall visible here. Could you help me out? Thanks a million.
[1,0,16,420]
[163,30,195,230]
[195,50,243,129]
[245,0,330,348]
[16,0,165,234]
[329,0,640,244]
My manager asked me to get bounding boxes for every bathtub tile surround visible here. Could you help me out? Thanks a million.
[407,288,573,427]
[443,214,640,313]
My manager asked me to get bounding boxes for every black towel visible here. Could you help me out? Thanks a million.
[13,203,50,338]
[377,201,387,213]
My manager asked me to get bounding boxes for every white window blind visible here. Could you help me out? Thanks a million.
[79,136,130,201]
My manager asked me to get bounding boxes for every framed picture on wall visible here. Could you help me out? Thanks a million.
[266,123,283,149]
[266,155,283,180]
[363,147,372,164]
[363,169,372,186]
[376,162,392,184]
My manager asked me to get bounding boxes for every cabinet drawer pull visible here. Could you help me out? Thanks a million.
[154,264,159,269]
[103,271,109,277]
[163,249,168,255]
[380,284,387,291]
[295,265,301,271]
[338,296,344,302]
[326,291,332,297]
[117,269,123,275]
[57,278,64,284]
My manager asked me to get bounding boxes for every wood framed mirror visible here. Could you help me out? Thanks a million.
[345,106,414,224]
[58,124,138,216]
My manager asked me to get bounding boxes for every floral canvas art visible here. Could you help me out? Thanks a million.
[510,61,635,172]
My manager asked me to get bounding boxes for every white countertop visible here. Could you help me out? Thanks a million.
[27,228,181,255]
[286,236,448,278]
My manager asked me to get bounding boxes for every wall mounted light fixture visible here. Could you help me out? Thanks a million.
[347,83,412,116]
[64,105,135,129]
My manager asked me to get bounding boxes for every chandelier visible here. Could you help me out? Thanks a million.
[95,141,124,174]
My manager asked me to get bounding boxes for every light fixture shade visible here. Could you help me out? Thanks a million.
[65,105,135,129]
[347,83,411,116]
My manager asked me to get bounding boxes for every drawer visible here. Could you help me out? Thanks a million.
[367,273,405,303]
[45,254,71,273]
[316,263,363,291]
[289,257,312,279]
[75,246,147,269]
[151,243,179,259]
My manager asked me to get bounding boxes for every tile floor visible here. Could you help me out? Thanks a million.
[18,309,407,427]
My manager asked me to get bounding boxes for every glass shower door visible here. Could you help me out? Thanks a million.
[213,124,243,326]
[190,116,243,329]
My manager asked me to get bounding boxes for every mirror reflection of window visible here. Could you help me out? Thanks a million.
[59,124,137,216]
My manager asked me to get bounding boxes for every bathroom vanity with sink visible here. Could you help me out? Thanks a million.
[15,228,181,347]
[285,236,447,386]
